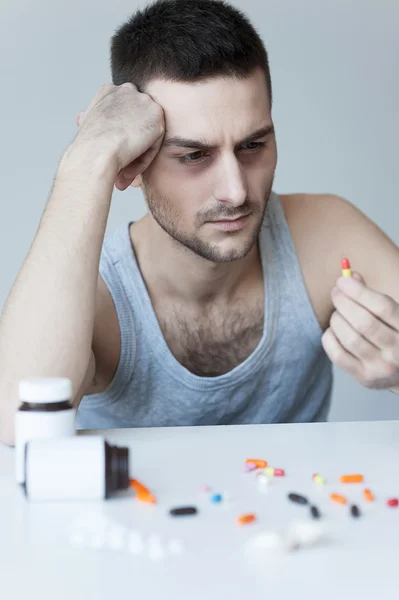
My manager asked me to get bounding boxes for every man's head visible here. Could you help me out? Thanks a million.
[110,0,277,263]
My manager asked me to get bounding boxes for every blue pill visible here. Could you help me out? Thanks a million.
[210,494,223,503]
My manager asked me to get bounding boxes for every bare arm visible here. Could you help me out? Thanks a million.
[0,145,117,445]
[0,83,165,446]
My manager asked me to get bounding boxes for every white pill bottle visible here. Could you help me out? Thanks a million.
[24,436,130,501]
[15,377,76,484]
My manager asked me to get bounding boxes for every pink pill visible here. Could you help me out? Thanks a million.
[244,463,257,472]
[274,469,285,477]
[200,484,211,492]
[387,498,399,508]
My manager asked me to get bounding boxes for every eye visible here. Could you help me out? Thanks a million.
[178,141,267,165]
[241,142,266,151]
[178,151,208,164]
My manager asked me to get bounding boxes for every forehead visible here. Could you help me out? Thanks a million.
[144,67,271,140]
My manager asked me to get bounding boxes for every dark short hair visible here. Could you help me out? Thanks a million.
[110,0,272,105]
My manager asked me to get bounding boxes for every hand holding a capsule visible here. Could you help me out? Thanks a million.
[321,258,399,394]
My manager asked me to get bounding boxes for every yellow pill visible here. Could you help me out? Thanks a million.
[312,474,325,485]
[264,467,275,477]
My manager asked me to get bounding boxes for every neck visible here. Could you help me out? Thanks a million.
[130,214,261,305]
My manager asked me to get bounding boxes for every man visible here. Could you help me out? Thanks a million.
[1,0,399,443]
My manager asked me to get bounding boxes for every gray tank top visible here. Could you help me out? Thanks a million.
[76,191,333,429]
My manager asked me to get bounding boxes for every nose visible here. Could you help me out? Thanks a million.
[213,155,248,207]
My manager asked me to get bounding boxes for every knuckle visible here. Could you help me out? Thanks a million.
[377,295,396,321]
[361,363,397,389]
[328,340,343,364]
[379,331,397,349]
[346,332,360,351]
[384,363,398,378]
[357,314,378,337]
[361,374,375,389]
[330,312,339,328]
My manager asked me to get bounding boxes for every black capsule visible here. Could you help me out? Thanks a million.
[350,504,361,518]
[169,506,198,517]
[310,505,321,519]
[288,493,309,505]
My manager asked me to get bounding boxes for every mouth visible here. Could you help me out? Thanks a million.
[206,213,251,231]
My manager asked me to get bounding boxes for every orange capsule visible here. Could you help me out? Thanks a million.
[363,489,375,502]
[245,459,268,469]
[340,474,364,484]
[237,513,256,525]
[130,478,157,504]
[330,493,347,505]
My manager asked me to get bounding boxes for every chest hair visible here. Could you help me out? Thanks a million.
[157,297,265,377]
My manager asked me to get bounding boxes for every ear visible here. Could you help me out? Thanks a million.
[130,174,143,188]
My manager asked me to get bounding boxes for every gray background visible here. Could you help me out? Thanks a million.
[1,0,398,421]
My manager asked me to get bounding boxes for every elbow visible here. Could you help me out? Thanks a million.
[0,425,15,447]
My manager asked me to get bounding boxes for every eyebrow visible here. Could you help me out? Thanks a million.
[162,124,275,151]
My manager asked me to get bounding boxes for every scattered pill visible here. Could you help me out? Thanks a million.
[69,532,85,546]
[247,522,327,555]
[288,493,309,505]
[340,474,364,484]
[107,528,125,550]
[274,468,285,477]
[210,494,223,504]
[312,474,325,485]
[168,539,184,555]
[237,513,257,525]
[244,463,257,472]
[257,474,269,494]
[363,489,375,502]
[245,459,268,469]
[350,504,361,518]
[200,484,211,492]
[264,467,275,477]
[169,506,198,516]
[127,531,144,555]
[89,533,106,549]
[387,498,399,508]
[247,530,298,553]
[331,493,347,505]
[341,257,352,277]
[310,505,321,519]
[289,521,327,548]
[130,478,157,504]
[147,534,165,561]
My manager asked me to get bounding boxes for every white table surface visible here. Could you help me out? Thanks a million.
[1,420,399,599]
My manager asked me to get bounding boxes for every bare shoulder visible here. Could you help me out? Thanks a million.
[278,192,371,332]
[88,274,121,394]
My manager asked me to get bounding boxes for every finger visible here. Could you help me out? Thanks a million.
[331,287,399,350]
[329,310,380,361]
[114,143,162,190]
[335,274,399,330]
[77,83,120,129]
[321,327,362,377]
